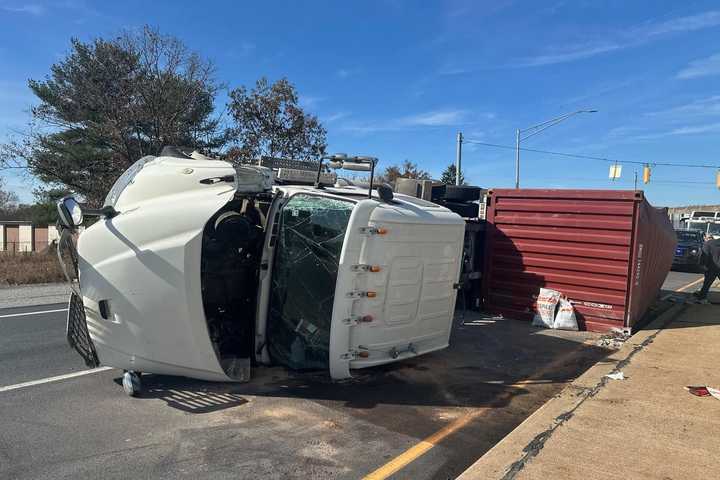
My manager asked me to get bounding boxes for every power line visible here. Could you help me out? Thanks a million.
[462,139,720,169]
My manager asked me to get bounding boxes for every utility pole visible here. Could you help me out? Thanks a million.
[515,128,520,189]
[455,132,463,185]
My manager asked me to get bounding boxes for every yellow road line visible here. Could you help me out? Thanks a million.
[362,410,484,480]
[362,346,585,480]
[676,277,704,292]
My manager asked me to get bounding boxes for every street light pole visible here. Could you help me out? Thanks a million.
[515,128,520,189]
[514,109,597,189]
[455,131,463,186]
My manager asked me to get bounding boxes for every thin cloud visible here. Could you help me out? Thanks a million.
[631,122,720,140]
[516,10,720,67]
[643,10,720,37]
[399,110,468,126]
[323,112,350,123]
[677,53,720,79]
[646,95,720,117]
[341,109,473,134]
[336,68,361,79]
[1,3,45,15]
[299,95,325,109]
[516,43,621,67]
[668,122,720,135]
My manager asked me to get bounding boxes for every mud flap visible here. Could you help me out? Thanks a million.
[66,292,100,368]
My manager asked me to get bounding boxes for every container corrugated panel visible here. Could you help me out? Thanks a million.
[482,189,676,333]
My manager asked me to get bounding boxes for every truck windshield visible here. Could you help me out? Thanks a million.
[267,194,354,370]
[687,221,708,234]
[676,231,701,242]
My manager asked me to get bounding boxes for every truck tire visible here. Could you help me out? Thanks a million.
[442,201,479,218]
[443,185,481,202]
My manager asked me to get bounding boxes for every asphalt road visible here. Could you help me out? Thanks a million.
[0,302,86,387]
[0,270,705,480]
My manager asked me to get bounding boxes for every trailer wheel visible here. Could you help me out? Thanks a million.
[122,370,142,397]
[443,185,481,202]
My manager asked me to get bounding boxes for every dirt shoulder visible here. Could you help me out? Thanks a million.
[0,251,66,286]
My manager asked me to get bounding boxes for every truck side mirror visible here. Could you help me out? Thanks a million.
[57,196,83,229]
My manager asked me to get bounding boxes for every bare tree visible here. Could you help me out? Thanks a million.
[0,178,19,211]
[226,77,326,163]
[376,160,431,184]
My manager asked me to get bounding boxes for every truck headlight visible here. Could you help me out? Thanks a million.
[690,248,699,255]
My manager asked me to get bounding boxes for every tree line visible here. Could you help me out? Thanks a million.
[0,26,462,212]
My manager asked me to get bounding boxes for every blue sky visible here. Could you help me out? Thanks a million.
[2,0,720,206]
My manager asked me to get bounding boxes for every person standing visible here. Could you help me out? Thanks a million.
[693,238,720,302]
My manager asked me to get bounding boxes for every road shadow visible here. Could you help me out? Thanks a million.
[112,375,249,413]
[119,314,611,421]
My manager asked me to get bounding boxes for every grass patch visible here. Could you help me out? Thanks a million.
[0,251,66,285]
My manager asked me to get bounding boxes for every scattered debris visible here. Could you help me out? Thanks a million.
[685,385,720,400]
[596,330,630,350]
[605,371,625,381]
[463,313,503,326]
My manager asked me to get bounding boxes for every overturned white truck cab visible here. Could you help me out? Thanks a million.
[59,149,465,395]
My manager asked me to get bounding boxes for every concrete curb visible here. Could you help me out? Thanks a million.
[457,301,687,480]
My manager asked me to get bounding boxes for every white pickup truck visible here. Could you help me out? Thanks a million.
[57,149,465,396]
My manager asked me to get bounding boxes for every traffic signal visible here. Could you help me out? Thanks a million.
[717,169,720,189]
[643,165,651,184]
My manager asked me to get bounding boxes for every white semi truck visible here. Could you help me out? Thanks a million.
[57,149,465,396]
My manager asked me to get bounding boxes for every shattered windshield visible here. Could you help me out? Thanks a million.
[267,194,354,370]
[676,230,702,242]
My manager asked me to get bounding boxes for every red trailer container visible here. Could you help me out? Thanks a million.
[482,189,676,333]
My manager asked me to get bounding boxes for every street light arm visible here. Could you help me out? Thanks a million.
[519,111,579,134]
[514,109,596,189]
[520,115,576,141]
[519,110,595,141]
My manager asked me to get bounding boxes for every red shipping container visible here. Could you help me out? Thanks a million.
[482,189,676,333]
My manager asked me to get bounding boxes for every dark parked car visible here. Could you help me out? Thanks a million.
[673,229,705,270]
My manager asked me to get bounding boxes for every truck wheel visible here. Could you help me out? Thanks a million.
[443,185,481,202]
[122,370,142,397]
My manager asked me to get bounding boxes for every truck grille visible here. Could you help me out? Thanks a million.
[66,292,100,368]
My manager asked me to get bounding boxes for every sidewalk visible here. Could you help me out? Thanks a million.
[0,283,70,309]
[459,296,720,480]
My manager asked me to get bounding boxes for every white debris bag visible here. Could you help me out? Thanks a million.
[554,298,579,331]
[532,288,561,328]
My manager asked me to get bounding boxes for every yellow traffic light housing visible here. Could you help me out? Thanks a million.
[642,165,651,184]
[716,170,720,189]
